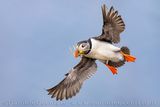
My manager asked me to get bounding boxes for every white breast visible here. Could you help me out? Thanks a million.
[85,38,123,62]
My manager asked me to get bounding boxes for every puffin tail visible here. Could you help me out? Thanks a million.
[121,46,130,55]
[120,46,136,62]
[108,46,136,69]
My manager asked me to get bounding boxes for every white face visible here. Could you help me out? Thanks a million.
[77,42,90,54]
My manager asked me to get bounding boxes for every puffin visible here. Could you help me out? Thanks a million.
[47,4,136,101]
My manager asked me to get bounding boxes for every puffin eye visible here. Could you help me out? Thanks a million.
[81,44,85,48]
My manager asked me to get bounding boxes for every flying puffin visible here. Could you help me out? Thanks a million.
[47,4,136,101]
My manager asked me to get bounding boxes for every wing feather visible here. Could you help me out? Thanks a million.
[47,57,97,100]
[95,4,125,43]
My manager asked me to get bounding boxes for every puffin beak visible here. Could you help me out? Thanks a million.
[74,49,79,58]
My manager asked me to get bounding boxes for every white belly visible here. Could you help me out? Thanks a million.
[85,39,124,62]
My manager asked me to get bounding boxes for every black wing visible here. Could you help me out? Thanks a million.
[47,57,97,101]
[95,4,125,43]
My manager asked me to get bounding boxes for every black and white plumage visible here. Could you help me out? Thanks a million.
[47,4,136,101]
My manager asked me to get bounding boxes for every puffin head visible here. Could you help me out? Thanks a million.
[74,40,91,58]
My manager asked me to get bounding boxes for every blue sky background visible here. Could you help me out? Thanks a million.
[0,0,160,107]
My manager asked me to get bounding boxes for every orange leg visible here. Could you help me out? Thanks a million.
[106,64,118,75]
[120,51,136,62]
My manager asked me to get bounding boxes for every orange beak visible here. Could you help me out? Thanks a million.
[74,49,79,58]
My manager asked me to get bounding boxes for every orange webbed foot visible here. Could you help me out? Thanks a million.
[106,64,118,75]
[120,51,136,62]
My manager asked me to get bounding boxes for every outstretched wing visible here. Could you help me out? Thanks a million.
[47,57,97,101]
[95,4,125,43]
